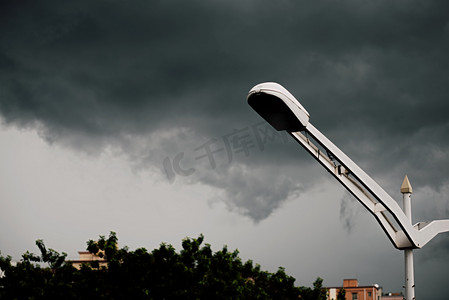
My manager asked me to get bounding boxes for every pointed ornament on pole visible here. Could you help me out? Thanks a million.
[401,175,413,194]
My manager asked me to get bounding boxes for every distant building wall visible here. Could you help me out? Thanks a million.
[343,279,359,288]
[381,292,403,300]
[69,251,108,269]
[327,279,382,300]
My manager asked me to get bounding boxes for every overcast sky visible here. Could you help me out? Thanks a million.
[1,0,449,298]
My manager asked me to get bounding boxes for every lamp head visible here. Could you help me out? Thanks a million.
[247,82,310,132]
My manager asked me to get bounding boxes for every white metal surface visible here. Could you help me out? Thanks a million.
[404,248,415,300]
[248,82,310,129]
[289,126,416,249]
[247,82,449,250]
[403,189,415,300]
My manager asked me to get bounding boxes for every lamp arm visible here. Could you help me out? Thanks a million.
[246,81,449,249]
[414,220,449,246]
[290,124,421,249]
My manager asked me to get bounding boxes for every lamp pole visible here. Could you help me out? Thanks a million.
[401,176,415,300]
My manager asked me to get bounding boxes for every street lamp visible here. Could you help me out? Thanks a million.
[247,82,449,300]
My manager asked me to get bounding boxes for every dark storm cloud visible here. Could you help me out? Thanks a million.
[1,0,449,224]
[194,163,303,221]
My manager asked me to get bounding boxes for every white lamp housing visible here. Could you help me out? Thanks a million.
[247,82,310,131]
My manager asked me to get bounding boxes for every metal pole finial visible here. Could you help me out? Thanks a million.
[401,175,413,194]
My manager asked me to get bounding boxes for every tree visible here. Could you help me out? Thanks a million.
[35,239,67,269]
[337,287,346,300]
[0,232,324,299]
[86,231,120,261]
[297,277,328,300]
[312,277,328,300]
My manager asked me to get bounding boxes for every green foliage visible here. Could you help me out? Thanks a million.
[36,239,68,269]
[297,277,328,300]
[337,287,346,300]
[0,232,325,299]
[86,231,119,261]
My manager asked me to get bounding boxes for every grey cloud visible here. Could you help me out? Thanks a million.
[2,2,449,298]
[339,192,362,233]
[1,0,449,225]
[198,163,303,222]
